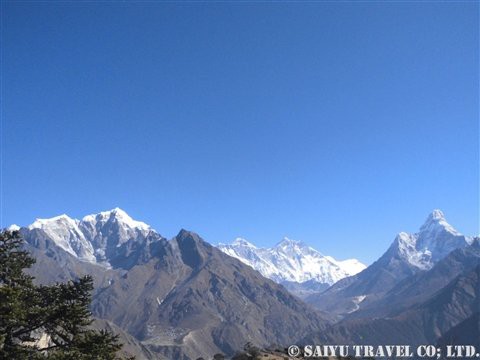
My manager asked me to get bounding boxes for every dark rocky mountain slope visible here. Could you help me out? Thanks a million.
[346,238,480,320]
[303,262,480,349]
[17,213,329,360]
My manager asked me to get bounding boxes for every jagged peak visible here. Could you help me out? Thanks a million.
[82,208,151,231]
[176,228,202,241]
[218,235,364,285]
[26,208,152,233]
[276,236,304,247]
[175,229,210,267]
[231,237,257,248]
[387,211,469,270]
[419,209,459,236]
[83,207,126,221]
[429,209,445,221]
[396,231,415,242]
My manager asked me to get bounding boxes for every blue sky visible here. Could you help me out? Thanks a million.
[1,2,478,264]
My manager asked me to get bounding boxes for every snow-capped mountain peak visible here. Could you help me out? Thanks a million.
[22,209,155,266]
[231,237,257,248]
[419,209,459,236]
[392,210,469,270]
[218,237,366,286]
[272,237,325,261]
[277,236,301,246]
[82,207,151,231]
[276,237,307,250]
[28,214,95,262]
[28,214,78,230]
[428,209,445,221]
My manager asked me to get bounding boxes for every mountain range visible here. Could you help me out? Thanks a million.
[305,209,475,317]
[22,208,154,268]
[218,237,366,297]
[14,209,330,359]
[303,241,480,350]
[7,208,479,359]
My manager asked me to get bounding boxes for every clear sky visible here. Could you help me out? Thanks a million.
[1,2,478,264]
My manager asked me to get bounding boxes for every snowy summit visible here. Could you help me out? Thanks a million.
[218,236,366,286]
[23,208,154,266]
[390,209,472,270]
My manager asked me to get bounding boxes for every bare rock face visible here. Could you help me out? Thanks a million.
[90,229,329,359]
[436,313,480,348]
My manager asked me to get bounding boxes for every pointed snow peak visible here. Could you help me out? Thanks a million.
[429,209,445,221]
[420,209,446,229]
[276,236,304,247]
[106,207,127,217]
[389,211,469,270]
[108,207,137,221]
[82,208,151,231]
[419,209,459,236]
[232,237,256,248]
[28,214,77,230]
[106,208,134,222]
[87,207,129,221]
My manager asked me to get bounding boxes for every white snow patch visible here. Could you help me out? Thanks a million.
[348,295,367,313]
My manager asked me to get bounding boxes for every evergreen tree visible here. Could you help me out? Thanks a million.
[0,230,132,359]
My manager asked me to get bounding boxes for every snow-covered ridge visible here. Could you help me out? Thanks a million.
[218,236,366,286]
[392,209,471,270]
[23,208,154,266]
[218,210,471,286]
[28,214,95,262]
[82,207,151,232]
[13,208,471,285]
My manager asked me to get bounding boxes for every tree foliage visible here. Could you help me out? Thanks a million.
[0,230,132,359]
